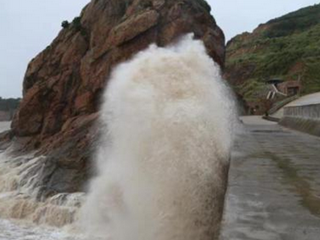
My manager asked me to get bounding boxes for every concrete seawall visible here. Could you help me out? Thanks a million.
[279,104,320,137]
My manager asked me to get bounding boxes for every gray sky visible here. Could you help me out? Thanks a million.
[0,0,319,98]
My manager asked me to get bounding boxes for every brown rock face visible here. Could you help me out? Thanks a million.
[9,0,225,194]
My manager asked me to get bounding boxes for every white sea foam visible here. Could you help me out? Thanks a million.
[0,148,85,239]
[0,218,81,240]
[80,35,237,240]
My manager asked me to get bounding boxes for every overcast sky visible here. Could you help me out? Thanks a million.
[0,0,318,98]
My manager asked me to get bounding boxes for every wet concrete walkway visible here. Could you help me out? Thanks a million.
[220,116,320,240]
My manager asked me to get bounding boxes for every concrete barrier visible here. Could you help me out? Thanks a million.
[279,104,320,137]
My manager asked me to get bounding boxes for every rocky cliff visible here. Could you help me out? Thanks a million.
[225,4,320,107]
[2,0,225,196]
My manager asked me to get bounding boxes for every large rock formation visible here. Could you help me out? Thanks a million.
[5,0,225,195]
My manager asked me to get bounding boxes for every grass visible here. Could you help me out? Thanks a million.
[226,4,320,104]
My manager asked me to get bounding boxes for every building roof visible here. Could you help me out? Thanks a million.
[266,79,284,84]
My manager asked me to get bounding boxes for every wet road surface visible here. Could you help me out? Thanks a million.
[221,116,320,240]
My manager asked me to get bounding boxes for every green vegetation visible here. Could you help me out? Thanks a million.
[72,17,82,29]
[265,4,320,38]
[62,16,88,38]
[226,4,320,104]
[195,0,211,12]
[237,79,266,102]
[303,59,320,94]
[0,97,20,112]
[62,17,81,30]
[61,17,82,30]
[61,21,70,29]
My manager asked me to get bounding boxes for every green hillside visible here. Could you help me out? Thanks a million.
[225,4,320,105]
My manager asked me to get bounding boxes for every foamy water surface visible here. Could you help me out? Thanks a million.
[0,219,77,240]
[0,122,78,240]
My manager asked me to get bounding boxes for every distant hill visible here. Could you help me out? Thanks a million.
[0,97,21,121]
[225,4,320,109]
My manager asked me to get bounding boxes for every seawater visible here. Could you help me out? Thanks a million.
[0,35,237,240]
